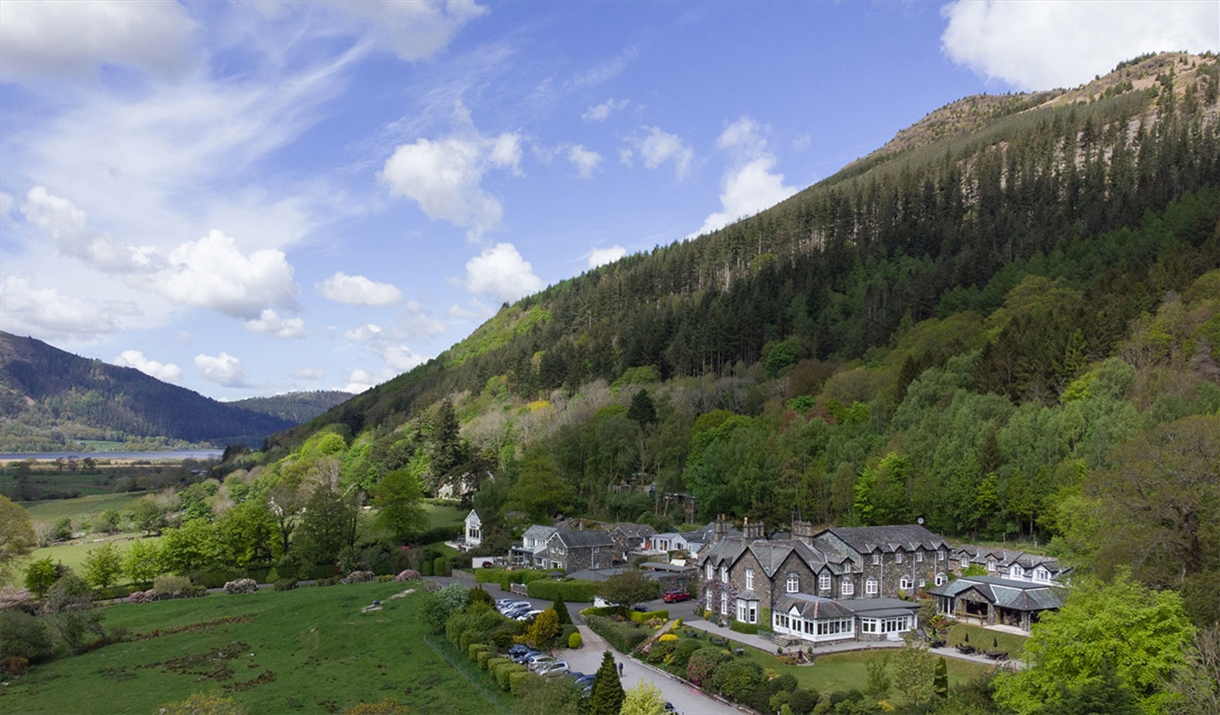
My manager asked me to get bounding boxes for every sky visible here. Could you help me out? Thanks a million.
[0,1,1216,400]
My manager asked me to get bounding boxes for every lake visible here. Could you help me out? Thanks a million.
[0,449,223,462]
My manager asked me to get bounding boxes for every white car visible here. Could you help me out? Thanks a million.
[524,653,554,670]
[498,600,532,614]
[515,609,544,621]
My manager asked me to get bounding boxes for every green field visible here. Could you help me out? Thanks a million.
[423,501,467,529]
[945,622,1028,657]
[22,492,149,523]
[1,581,508,715]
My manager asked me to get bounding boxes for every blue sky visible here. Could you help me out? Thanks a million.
[1,1,1216,399]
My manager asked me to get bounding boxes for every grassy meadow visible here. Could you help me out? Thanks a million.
[23,492,148,523]
[1,581,508,715]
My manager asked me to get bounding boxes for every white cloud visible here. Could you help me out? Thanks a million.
[244,309,306,339]
[572,48,637,88]
[343,321,435,371]
[20,187,160,273]
[446,299,495,321]
[0,275,119,340]
[399,300,447,338]
[629,126,693,179]
[583,98,629,122]
[566,145,603,179]
[113,349,183,383]
[792,134,812,152]
[318,272,403,306]
[380,124,524,239]
[326,0,488,63]
[0,0,196,85]
[195,352,249,387]
[383,344,429,371]
[293,367,326,380]
[693,117,798,237]
[941,0,1220,90]
[588,246,626,269]
[463,242,544,303]
[345,323,386,343]
[151,230,298,319]
[345,368,391,393]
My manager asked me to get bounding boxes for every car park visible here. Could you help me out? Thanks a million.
[502,604,533,619]
[662,590,691,603]
[565,671,586,681]
[511,649,541,664]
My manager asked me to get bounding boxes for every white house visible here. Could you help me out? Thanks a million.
[464,510,482,548]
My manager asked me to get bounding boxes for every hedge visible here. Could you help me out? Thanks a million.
[475,568,554,591]
[468,643,490,661]
[509,671,536,696]
[486,656,511,674]
[568,631,582,649]
[477,650,493,670]
[525,579,601,602]
[493,662,527,691]
[729,621,763,635]
[579,605,626,619]
[559,624,578,648]
[585,615,650,654]
[629,609,669,624]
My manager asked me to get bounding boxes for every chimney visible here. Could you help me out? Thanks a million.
[743,517,765,541]
[713,514,727,541]
[792,510,814,545]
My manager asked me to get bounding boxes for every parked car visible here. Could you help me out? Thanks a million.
[662,590,692,603]
[537,661,570,676]
[515,609,544,621]
[573,674,596,688]
[498,600,532,614]
[508,644,533,658]
[496,599,518,610]
[524,653,553,669]
[502,604,533,619]
[511,649,541,664]
[664,703,676,713]
[565,671,586,681]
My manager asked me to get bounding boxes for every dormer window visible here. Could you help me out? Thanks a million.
[938,550,945,561]
[1011,565,1024,578]
[706,563,713,580]
[819,573,831,591]
[745,568,754,590]
[871,552,880,565]
[895,551,903,564]
[961,557,969,569]
[915,551,923,562]
[787,572,799,593]
[987,560,996,572]
[720,566,728,583]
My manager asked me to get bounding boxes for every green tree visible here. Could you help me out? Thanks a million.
[1034,663,1140,715]
[589,650,625,715]
[217,500,279,567]
[42,572,103,655]
[863,654,891,706]
[551,594,572,625]
[123,538,163,584]
[620,678,667,715]
[294,480,360,565]
[0,495,36,580]
[24,557,60,598]
[159,518,223,574]
[933,657,949,699]
[891,634,939,708]
[505,447,575,522]
[627,389,658,427]
[126,497,165,536]
[1166,624,1220,715]
[83,542,124,590]
[994,571,1195,715]
[521,608,560,650]
[598,571,656,610]
[374,468,427,542]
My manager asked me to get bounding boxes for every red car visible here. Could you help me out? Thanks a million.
[662,590,691,603]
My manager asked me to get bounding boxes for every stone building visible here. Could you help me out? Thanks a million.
[609,522,657,562]
[545,528,615,572]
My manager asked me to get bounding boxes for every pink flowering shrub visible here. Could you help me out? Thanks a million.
[396,570,421,582]
[223,578,258,595]
[129,589,157,604]
[0,585,34,612]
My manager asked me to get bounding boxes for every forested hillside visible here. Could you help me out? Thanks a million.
[0,332,294,451]
[231,391,353,425]
[251,53,1220,624]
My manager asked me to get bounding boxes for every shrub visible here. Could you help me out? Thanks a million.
[645,639,677,664]
[468,587,494,606]
[0,656,30,675]
[568,631,582,649]
[468,643,490,661]
[713,659,765,700]
[788,688,820,715]
[223,578,258,595]
[0,586,34,613]
[376,574,394,583]
[688,646,731,686]
[0,611,52,662]
[585,615,649,653]
[670,639,702,670]
[274,578,298,592]
[316,577,338,587]
[157,692,248,715]
[658,633,678,642]
[486,656,510,673]
[128,589,156,604]
[477,650,493,669]
[153,576,193,599]
[579,605,626,618]
[730,620,762,635]
[345,570,375,584]
[421,560,434,577]
[433,557,449,577]
[527,579,601,602]
[509,670,536,696]
[629,609,669,624]
[395,569,421,582]
[494,662,526,690]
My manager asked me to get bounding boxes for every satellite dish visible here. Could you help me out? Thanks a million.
[917,517,925,525]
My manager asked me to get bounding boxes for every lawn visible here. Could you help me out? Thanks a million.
[944,622,1028,657]
[423,500,467,529]
[22,492,148,523]
[1,581,510,715]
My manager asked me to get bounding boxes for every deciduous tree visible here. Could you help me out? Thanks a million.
[84,542,124,590]
[0,496,36,580]
[374,468,427,542]
[620,679,667,715]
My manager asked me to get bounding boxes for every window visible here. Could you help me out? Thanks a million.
[707,591,713,609]
[748,603,757,624]
[776,613,789,630]
[871,552,880,565]
[935,573,946,586]
[918,577,926,588]
[815,618,853,636]
[899,576,913,591]
[720,566,728,583]
[1034,568,1050,583]
[987,560,996,572]
[866,578,878,595]
[720,593,728,615]
[745,568,754,590]
[706,563,713,580]
[1011,565,1024,578]
[818,573,831,591]
[938,550,945,561]
[915,551,923,562]
[961,557,969,569]
[787,572,799,593]
[880,616,910,633]
[737,601,746,622]
[841,578,854,596]
[895,551,903,564]
[860,618,878,633]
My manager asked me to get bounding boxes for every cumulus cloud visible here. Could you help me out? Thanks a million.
[113,350,183,382]
[693,117,798,237]
[625,127,693,179]
[318,272,403,306]
[463,242,544,303]
[0,0,196,85]
[383,344,429,371]
[244,309,306,339]
[21,187,160,273]
[0,275,119,340]
[195,352,249,387]
[326,0,488,62]
[583,98,629,122]
[399,300,447,338]
[152,230,298,319]
[343,322,435,372]
[941,0,1220,90]
[293,367,326,381]
[566,145,603,179]
[345,367,394,393]
[588,246,626,269]
[380,126,523,239]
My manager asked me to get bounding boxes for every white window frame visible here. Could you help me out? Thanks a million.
[987,560,996,572]
[918,577,926,588]
[1011,565,1024,579]
[916,551,923,562]
[720,565,728,583]
[895,551,903,564]
[935,573,946,586]
[866,578,878,595]
[818,573,831,591]
[706,591,713,609]
[871,552,880,565]
[899,576,913,591]
[938,550,945,561]
[786,572,799,593]
[841,578,854,596]
[745,567,754,591]
[720,592,728,615]
[961,557,969,569]
[706,563,714,580]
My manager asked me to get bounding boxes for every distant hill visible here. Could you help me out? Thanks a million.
[231,391,353,424]
[0,332,294,451]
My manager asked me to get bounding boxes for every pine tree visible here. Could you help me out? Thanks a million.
[589,650,625,715]
[552,594,572,625]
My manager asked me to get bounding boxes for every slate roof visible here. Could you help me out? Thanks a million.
[699,536,849,577]
[774,593,855,620]
[843,598,921,618]
[612,522,657,538]
[951,545,1068,578]
[815,525,949,555]
[522,525,557,542]
[928,575,1065,612]
[551,528,615,549]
